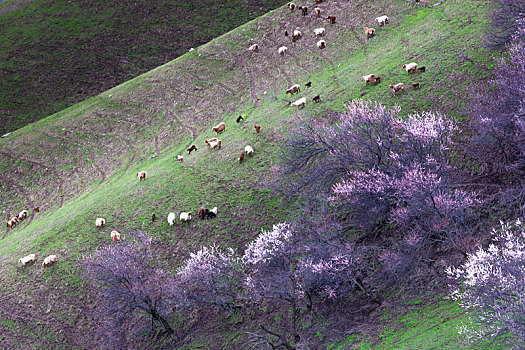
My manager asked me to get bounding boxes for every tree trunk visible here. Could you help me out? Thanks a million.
[151,310,174,335]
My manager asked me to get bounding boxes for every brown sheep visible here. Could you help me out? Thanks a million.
[305,81,312,87]
[254,125,261,133]
[327,16,336,24]
[236,115,244,123]
[287,2,296,11]
[364,27,375,39]
[389,83,405,95]
[212,122,226,135]
[286,84,301,96]
[312,95,321,103]
[152,214,156,222]
[418,66,426,72]
[198,207,207,220]
[33,206,40,213]
[187,145,197,154]
[300,6,308,16]
[238,152,245,163]
[285,30,289,37]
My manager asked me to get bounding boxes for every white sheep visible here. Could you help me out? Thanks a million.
[42,255,57,268]
[111,230,121,242]
[248,44,259,52]
[375,15,389,26]
[403,62,418,74]
[290,97,307,108]
[19,253,37,266]
[18,210,28,221]
[317,40,326,49]
[96,218,105,229]
[167,212,176,226]
[180,212,192,223]
[245,145,254,156]
[137,171,147,181]
[278,46,288,55]
[177,155,184,162]
[313,27,325,36]
[292,28,302,41]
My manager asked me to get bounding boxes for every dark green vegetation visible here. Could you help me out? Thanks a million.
[0,0,287,134]
[0,0,498,348]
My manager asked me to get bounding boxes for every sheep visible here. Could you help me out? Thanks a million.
[375,15,390,26]
[290,97,307,108]
[167,212,176,226]
[412,83,421,89]
[42,255,57,268]
[305,81,312,87]
[312,95,321,103]
[361,74,380,84]
[315,0,323,3]
[287,2,296,11]
[33,206,40,213]
[403,62,418,74]
[292,29,302,42]
[418,66,426,72]
[177,155,184,162]
[19,254,37,266]
[206,207,218,219]
[317,39,326,49]
[187,145,197,154]
[137,171,147,181]
[299,6,308,16]
[286,84,301,96]
[364,27,376,39]
[198,207,207,220]
[205,138,222,150]
[389,83,405,95]
[313,27,325,36]
[254,125,261,133]
[180,212,192,224]
[248,44,259,52]
[238,152,245,163]
[285,30,289,37]
[327,16,336,24]
[96,218,105,229]
[6,220,12,228]
[111,230,121,242]
[152,213,156,222]
[18,210,28,221]
[212,122,226,135]
[314,7,321,17]
[236,115,244,123]
[245,145,254,156]
[278,46,288,55]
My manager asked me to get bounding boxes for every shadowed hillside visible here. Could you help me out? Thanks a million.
[0,0,496,348]
[0,0,287,134]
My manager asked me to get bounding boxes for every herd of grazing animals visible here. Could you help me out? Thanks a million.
[15,3,425,270]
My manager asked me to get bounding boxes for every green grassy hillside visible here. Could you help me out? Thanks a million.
[0,0,287,135]
[0,0,496,348]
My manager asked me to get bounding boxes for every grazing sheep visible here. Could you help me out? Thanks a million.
[327,16,336,24]
[33,206,40,213]
[412,83,421,89]
[198,207,207,220]
[137,171,147,181]
[212,122,226,135]
[19,254,37,266]
[238,152,245,163]
[18,210,28,221]
[152,214,156,222]
[305,81,312,87]
[285,30,289,37]
[299,6,308,16]
[418,66,426,72]
[375,15,390,26]
[290,97,307,108]
[111,230,121,242]
[314,7,321,17]
[286,84,301,96]
[177,155,184,162]
[312,95,321,103]
[364,27,376,39]
[245,145,254,156]
[6,220,12,228]
[287,2,296,11]
[317,39,326,49]
[180,212,192,224]
[187,145,197,154]
[254,125,261,133]
[236,115,244,123]
[292,28,302,42]
[361,74,380,84]
[389,83,405,95]
[96,218,105,229]
[42,255,57,268]
[278,46,288,55]
[206,207,218,219]
[205,138,222,150]
[248,44,259,52]
[403,62,418,74]
[313,27,325,36]
[167,212,176,226]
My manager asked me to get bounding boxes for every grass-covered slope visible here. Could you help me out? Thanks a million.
[0,0,288,134]
[0,0,494,348]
